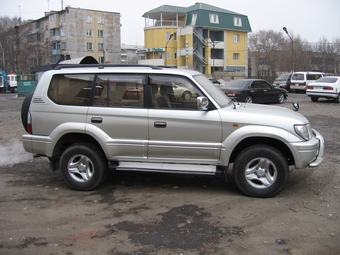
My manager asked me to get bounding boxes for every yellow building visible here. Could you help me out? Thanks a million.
[139,3,252,75]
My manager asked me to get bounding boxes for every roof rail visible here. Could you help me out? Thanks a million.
[54,64,163,70]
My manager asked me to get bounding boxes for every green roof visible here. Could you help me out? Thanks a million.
[142,2,251,32]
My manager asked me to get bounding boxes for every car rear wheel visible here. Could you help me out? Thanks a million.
[311,97,318,102]
[233,145,289,198]
[335,93,340,104]
[277,93,285,104]
[245,96,253,103]
[60,143,108,191]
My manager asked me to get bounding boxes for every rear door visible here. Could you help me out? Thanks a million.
[87,74,148,161]
[147,75,222,164]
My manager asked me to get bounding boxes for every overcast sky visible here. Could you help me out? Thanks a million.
[1,0,339,45]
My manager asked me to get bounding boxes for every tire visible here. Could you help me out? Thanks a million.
[233,145,289,198]
[182,91,191,100]
[277,93,285,104]
[245,96,253,103]
[311,97,318,102]
[21,93,33,132]
[335,93,340,104]
[59,143,108,191]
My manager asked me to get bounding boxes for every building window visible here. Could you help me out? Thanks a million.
[174,52,177,60]
[61,42,67,50]
[209,14,219,24]
[233,53,239,61]
[166,52,171,60]
[191,13,197,26]
[166,32,172,41]
[173,32,177,41]
[233,17,242,27]
[98,30,104,37]
[158,52,162,59]
[87,43,93,50]
[60,13,65,23]
[99,56,104,63]
[233,34,240,43]
[61,28,66,37]
[86,29,92,36]
[49,14,56,23]
[97,16,104,24]
[86,15,92,23]
[98,43,104,51]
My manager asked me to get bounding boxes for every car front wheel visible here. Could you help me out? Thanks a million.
[233,145,289,198]
[60,143,108,191]
[277,93,285,104]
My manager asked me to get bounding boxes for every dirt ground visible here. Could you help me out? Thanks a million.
[0,92,339,255]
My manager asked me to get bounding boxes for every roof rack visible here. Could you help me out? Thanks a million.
[54,64,163,70]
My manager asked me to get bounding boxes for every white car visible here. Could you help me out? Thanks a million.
[306,76,340,103]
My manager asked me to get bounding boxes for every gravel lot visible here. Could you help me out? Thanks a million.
[0,92,339,255]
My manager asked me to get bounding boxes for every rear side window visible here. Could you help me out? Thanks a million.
[93,74,144,108]
[48,74,95,106]
[307,74,322,80]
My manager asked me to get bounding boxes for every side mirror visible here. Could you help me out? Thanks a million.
[292,102,299,111]
[197,96,209,110]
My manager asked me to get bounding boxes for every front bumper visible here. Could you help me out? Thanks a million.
[308,128,325,167]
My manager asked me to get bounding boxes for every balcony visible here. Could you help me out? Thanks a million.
[50,36,61,41]
[52,49,61,55]
[145,20,185,28]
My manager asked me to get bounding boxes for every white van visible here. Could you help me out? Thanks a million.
[290,71,324,92]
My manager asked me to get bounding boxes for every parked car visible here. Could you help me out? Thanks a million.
[209,78,226,86]
[273,73,292,91]
[172,84,197,100]
[21,65,324,198]
[306,76,340,103]
[290,71,324,92]
[219,79,288,104]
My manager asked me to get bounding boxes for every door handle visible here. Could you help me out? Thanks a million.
[91,117,103,123]
[154,121,167,128]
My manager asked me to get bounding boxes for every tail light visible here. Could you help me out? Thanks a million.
[307,86,313,89]
[300,82,306,86]
[227,91,236,97]
[27,112,32,134]
[323,86,333,90]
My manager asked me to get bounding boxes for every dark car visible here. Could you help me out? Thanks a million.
[273,73,292,91]
[220,79,288,104]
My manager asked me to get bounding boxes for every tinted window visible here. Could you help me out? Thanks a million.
[93,74,144,108]
[149,75,202,109]
[48,74,95,106]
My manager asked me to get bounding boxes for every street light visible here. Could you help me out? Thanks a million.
[164,33,173,66]
[209,39,218,75]
[15,25,20,74]
[283,27,294,72]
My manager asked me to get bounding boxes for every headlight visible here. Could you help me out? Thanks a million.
[294,124,313,141]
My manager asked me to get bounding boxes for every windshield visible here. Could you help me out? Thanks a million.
[193,74,232,108]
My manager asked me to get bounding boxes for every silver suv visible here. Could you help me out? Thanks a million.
[21,65,325,197]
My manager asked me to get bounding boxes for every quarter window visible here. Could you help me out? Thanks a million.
[48,74,95,106]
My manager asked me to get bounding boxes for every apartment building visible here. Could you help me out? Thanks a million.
[30,6,121,65]
[139,3,252,75]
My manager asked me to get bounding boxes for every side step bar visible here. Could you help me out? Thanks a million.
[114,162,217,175]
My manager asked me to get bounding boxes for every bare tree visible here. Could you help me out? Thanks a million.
[248,30,286,78]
